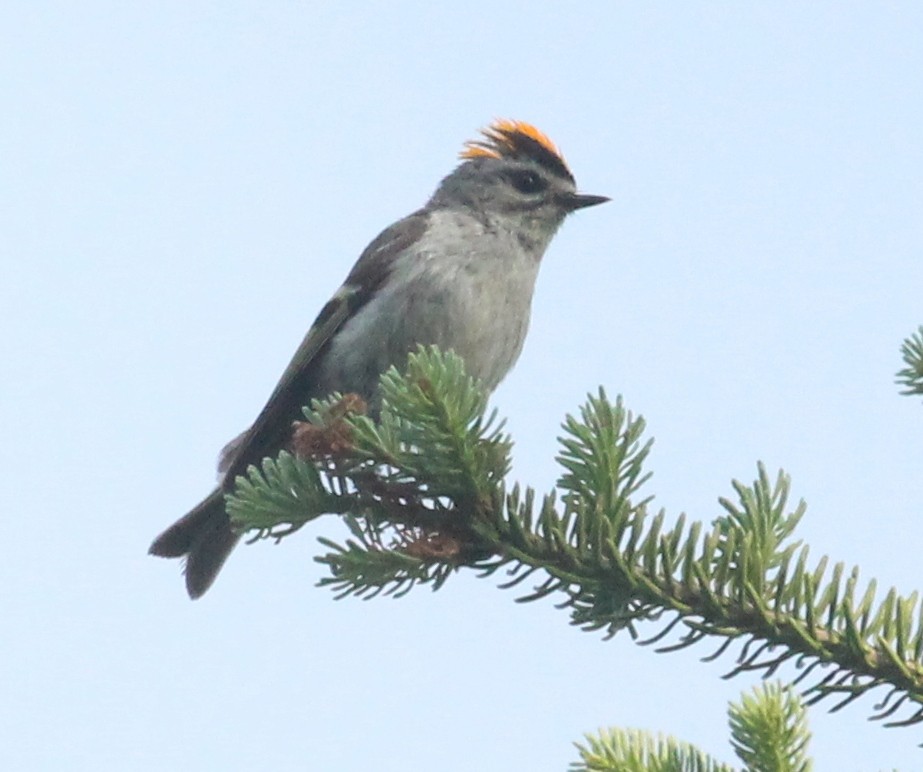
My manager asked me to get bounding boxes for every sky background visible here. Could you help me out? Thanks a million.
[3,3,923,770]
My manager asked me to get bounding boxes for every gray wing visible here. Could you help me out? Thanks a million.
[219,211,429,485]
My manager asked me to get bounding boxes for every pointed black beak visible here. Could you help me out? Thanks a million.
[559,192,610,212]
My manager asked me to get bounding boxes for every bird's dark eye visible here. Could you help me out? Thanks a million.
[506,170,547,194]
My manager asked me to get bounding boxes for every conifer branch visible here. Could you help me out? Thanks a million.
[897,326,923,398]
[728,682,812,772]
[227,346,923,729]
[571,727,733,772]
[573,682,812,771]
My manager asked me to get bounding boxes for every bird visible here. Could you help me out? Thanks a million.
[149,119,609,599]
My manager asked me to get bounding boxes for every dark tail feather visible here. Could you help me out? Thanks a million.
[149,489,241,599]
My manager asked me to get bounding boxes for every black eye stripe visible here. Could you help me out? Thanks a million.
[506,170,547,194]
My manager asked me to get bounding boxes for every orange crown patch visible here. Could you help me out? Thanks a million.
[460,119,573,181]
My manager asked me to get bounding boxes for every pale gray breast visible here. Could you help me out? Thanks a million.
[318,208,542,404]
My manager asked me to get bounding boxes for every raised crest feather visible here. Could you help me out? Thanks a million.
[460,119,573,182]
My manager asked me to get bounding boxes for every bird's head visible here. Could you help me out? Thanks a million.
[429,119,608,246]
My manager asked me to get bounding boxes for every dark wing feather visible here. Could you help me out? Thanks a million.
[220,210,428,485]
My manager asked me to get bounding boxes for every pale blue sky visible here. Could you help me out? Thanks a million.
[3,3,923,770]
